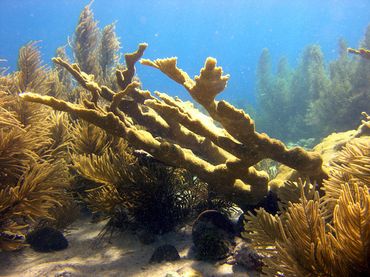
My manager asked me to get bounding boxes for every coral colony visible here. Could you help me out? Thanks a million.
[1,3,369,276]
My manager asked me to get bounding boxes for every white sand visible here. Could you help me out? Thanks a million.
[0,218,258,277]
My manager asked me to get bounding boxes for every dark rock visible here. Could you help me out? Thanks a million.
[149,244,180,263]
[195,209,235,234]
[192,210,235,260]
[26,227,68,252]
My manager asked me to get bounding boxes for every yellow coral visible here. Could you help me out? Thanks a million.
[20,43,327,208]
[348,47,370,60]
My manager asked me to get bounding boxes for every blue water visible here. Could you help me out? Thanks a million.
[0,0,369,105]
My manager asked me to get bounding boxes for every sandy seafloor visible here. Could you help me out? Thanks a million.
[0,217,258,277]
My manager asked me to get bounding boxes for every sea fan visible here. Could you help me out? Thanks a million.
[243,138,370,276]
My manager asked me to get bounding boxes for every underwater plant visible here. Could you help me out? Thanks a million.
[317,38,356,132]
[19,3,202,239]
[70,118,233,237]
[0,43,73,251]
[256,50,293,141]
[100,23,120,81]
[243,117,370,275]
[255,25,370,143]
[255,44,331,141]
[71,131,197,235]
[72,1,100,77]
[69,2,121,87]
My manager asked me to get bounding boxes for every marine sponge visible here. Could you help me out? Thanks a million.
[192,210,235,260]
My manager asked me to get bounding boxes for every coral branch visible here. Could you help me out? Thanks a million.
[20,92,259,206]
[348,47,370,60]
[116,43,147,90]
[141,56,327,183]
[21,43,327,207]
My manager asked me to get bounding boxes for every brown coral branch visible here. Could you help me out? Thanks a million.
[141,57,327,183]
[52,57,101,105]
[20,43,328,207]
[348,47,370,60]
[50,53,270,193]
[19,92,258,206]
[116,43,147,90]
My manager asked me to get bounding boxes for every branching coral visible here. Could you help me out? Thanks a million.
[142,56,325,177]
[20,42,327,208]
[348,47,370,60]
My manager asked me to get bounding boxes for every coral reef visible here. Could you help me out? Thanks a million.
[321,137,370,217]
[269,108,370,189]
[20,42,326,208]
[240,41,370,276]
[1,4,211,245]
[2,8,369,277]
[67,117,207,236]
